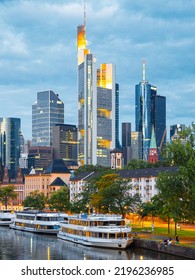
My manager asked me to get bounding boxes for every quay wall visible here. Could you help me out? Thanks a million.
[133,238,195,260]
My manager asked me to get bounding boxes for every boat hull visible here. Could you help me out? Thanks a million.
[57,231,133,249]
[9,224,60,235]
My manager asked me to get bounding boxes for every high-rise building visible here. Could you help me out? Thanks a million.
[52,124,78,164]
[0,117,21,171]
[122,122,132,165]
[135,62,166,160]
[77,17,116,167]
[131,131,142,160]
[115,83,120,149]
[28,146,53,173]
[32,90,64,147]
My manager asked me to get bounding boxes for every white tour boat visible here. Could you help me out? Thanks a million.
[0,210,15,226]
[9,210,68,234]
[57,214,133,249]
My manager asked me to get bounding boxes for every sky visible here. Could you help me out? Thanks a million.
[0,0,195,141]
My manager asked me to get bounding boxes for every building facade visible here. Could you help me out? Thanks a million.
[0,117,21,171]
[122,122,132,165]
[131,131,142,160]
[28,146,53,173]
[77,22,116,167]
[32,90,64,147]
[135,62,166,160]
[52,124,78,163]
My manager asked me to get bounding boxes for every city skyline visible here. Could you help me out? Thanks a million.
[0,0,194,140]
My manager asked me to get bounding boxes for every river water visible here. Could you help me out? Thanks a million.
[0,227,186,260]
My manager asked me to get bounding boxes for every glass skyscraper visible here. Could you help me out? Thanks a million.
[0,117,21,171]
[77,22,116,166]
[135,62,166,160]
[32,90,64,147]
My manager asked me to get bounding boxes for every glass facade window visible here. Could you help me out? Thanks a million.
[32,90,64,147]
[0,117,21,171]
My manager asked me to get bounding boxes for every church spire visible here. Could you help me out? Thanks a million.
[150,126,157,149]
[148,126,158,163]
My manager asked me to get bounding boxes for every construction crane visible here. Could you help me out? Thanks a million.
[159,128,167,151]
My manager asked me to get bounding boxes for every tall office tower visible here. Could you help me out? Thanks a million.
[0,117,21,171]
[77,13,116,166]
[131,131,142,160]
[170,124,185,141]
[32,90,64,147]
[151,92,166,152]
[52,124,78,163]
[115,83,120,149]
[135,62,166,160]
[97,63,116,166]
[122,122,132,165]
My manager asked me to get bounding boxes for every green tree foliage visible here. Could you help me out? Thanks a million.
[156,123,195,231]
[99,178,141,217]
[74,164,111,174]
[0,185,17,209]
[71,173,141,216]
[125,159,153,170]
[137,201,159,223]
[48,186,70,212]
[22,190,46,210]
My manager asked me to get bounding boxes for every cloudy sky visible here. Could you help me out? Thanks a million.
[0,0,195,141]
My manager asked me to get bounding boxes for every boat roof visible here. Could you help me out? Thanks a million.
[16,211,68,217]
[68,214,124,221]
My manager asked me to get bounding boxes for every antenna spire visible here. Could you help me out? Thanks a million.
[84,0,86,28]
[142,59,146,81]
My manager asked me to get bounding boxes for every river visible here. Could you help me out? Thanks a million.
[0,227,186,260]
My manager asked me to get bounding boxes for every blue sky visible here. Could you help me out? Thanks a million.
[0,0,195,141]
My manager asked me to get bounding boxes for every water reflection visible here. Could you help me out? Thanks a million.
[0,227,186,260]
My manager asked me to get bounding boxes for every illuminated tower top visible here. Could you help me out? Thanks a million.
[77,0,89,65]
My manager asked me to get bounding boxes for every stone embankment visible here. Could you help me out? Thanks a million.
[133,238,195,259]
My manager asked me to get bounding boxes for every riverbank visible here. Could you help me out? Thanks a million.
[133,236,195,259]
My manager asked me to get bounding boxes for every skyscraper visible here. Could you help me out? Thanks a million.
[122,122,132,165]
[0,117,21,171]
[52,124,78,163]
[131,131,142,160]
[77,13,116,166]
[32,90,64,147]
[135,62,166,160]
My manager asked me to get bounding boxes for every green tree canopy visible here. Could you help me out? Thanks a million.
[156,123,195,231]
[0,185,17,209]
[22,190,46,210]
[71,173,141,217]
[48,186,70,212]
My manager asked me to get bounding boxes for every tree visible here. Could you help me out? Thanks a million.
[137,201,159,224]
[22,190,46,210]
[100,178,141,217]
[48,186,70,212]
[0,185,17,209]
[156,172,186,234]
[72,173,141,217]
[125,159,153,170]
[156,123,195,231]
